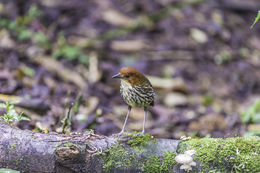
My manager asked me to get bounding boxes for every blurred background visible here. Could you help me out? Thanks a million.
[0,0,260,139]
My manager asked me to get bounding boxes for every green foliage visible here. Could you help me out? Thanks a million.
[61,108,72,134]
[214,50,232,65]
[18,29,33,41]
[20,65,35,77]
[0,102,30,123]
[241,99,260,124]
[1,4,88,64]
[53,34,89,64]
[28,4,42,19]
[10,5,41,31]
[202,94,214,106]
[73,95,83,114]
[250,11,260,29]
[244,131,260,137]
[241,99,260,137]
[0,18,9,27]
[0,4,50,49]
[32,31,49,49]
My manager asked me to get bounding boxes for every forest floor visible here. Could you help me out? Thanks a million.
[0,0,260,139]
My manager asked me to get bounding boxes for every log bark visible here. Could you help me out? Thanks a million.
[0,123,116,172]
[0,123,179,173]
[0,123,259,173]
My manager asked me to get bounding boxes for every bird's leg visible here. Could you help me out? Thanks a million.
[141,107,147,135]
[118,106,131,135]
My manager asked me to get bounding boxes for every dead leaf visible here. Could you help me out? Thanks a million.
[0,94,21,103]
[190,28,208,44]
[103,9,135,27]
[88,52,101,83]
[111,40,150,52]
[148,75,188,92]
[248,124,260,131]
[164,92,188,107]
[0,29,15,49]
[189,114,227,135]
[27,55,87,89]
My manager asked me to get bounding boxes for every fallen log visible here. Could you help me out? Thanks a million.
[0,123,259,173]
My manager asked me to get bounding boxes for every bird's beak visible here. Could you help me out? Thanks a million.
[112,73,122,79]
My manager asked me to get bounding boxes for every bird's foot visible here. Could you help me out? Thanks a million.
[133,131,145,136]
[116,130,125,136]
[112,132,124,138]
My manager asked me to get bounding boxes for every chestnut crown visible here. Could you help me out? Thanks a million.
[112,67,151,86]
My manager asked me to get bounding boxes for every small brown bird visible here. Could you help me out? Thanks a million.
[112,67,155,135]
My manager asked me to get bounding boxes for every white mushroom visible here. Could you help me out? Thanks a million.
[175,154,193,164]
[184,149,196,156]
[175,150,197,172]
[180,164,192,171]
[180,136,192,140]
[190,161,196,166]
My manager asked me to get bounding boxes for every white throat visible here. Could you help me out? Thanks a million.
[120,79,132,89]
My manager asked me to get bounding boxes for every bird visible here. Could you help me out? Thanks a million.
[112,67,155,135]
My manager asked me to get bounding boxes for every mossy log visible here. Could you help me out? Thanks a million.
[0,123,259,173]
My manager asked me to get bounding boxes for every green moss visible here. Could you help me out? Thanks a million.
[102,143,144,171]
[160,151,177,172]
[64,142,74,147]
[54,143,60,148]
[102,141,177,173]
[143,156,161,173]
[103,136,259,172]
[10,143,16,150]
[143,152,177,173]
[54,142,75,149]
[15,156,24,166]
[124,132,156,147]
[180,136,260,172]
[102,144,134,172]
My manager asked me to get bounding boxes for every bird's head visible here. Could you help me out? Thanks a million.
[112,67,149,86]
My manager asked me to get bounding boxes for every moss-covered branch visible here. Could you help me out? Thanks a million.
[0,123,259,173]
[178,137,260,172]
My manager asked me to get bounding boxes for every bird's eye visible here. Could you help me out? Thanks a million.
[125,75,130,78]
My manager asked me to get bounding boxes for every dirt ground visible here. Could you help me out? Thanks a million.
[0,0,260,139]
